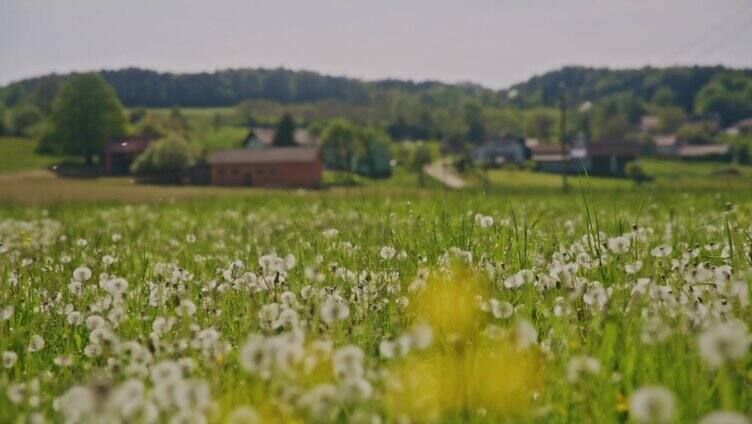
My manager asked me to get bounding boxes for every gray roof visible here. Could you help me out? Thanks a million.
[730,118,752,130]
[678,144,731,158]
[207,147,320,165]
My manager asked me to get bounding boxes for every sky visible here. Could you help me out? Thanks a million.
[1,0,751,89]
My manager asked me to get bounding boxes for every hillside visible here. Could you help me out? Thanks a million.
[2,65,751,142]
[0,67,500,109]
[508,66,752,110]
[3,65,750,110]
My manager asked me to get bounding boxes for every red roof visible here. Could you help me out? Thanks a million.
[207,147,321,165]
[530,144,564,155]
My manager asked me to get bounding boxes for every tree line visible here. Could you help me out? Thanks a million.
[2,65,751,155]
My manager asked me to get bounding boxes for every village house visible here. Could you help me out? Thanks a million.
[676,144,732,161]
[652,135,732,161]
[207,147,322,188]
[726,118,752,136]
[532,140,640,176]
[653,135,681,157]
[103,136,155,175]
[470,136,529,166]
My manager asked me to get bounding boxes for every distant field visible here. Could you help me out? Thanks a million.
[481,159,752,192]
[140,107,249,152]
[3,125,752,203]
[0,137,67,173]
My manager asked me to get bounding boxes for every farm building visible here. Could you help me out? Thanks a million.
[470,137,529,166]
[652,135,732,161]
[677,144,732,161]
[653,135,680,157]
[726,118,752,136]
[532,141,640,176]
[244,128,319,149]
[103,136,155,175]
[586,142,641,175]
[207,147,322,188]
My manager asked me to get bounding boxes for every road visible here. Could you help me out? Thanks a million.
[423,161,467,189]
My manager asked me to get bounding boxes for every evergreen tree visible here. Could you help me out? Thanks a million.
[273,113,296,147]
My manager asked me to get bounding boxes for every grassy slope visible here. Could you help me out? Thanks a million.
[0,137,62,173]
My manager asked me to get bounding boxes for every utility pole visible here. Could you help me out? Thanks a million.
[559,82,569,192]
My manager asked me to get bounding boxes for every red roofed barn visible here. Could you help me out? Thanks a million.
[103,137,155,175]
[207,147,322,188]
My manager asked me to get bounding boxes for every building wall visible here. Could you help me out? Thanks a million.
[471,143,526,165]
[210,159,322,188]
[535,158,590,174]
[589,155,635,176]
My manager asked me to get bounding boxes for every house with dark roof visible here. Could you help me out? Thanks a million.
[726,118,752,136]
[531,140,641,176]
[103,136,156,175]
[206,147,322,188]
[651,134,732,161]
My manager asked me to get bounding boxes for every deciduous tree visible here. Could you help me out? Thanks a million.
[50,74,125,164]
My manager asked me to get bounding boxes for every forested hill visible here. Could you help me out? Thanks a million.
[508,66,752,111]
[2,65,752,127]
[0,67,498,108]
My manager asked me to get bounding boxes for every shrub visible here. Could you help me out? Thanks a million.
[135,115,167,139]
[411,143,434,187]
[625,162,651,184]
[130,135,196,183]
[11,104,43,136]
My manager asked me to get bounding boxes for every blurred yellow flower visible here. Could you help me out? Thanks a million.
[391,266,542,421]
[386,344,541,421]
[409,266,482,343]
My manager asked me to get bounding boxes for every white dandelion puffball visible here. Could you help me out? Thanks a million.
[320,299,350,325]
[379,245,396,260]
[698,321,751,368]
[566,355,601,383]
[629,385,676,424]
[699,411,750,424]
[72,266,92,282]
[607,236,631,254]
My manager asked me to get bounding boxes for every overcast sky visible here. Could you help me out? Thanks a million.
[1,0,751,88]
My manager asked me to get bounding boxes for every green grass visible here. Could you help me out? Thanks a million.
[475,159,752,192]
[0,187,751,422]
[640,157,752,179]
[485,168,632,191]
[0,137,64,174]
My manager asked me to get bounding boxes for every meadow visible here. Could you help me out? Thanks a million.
[1,108,752,422]
[0,185,751,423]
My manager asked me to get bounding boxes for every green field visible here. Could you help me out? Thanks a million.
[1,185,751,423]
[0,137,69,174]
[2,108,752,423]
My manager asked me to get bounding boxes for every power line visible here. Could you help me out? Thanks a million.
[664,2,752,64]
[574,2,752,101]
[688,11,752,61]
